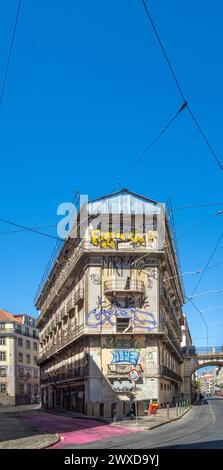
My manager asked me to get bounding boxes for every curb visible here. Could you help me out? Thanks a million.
[147,405,192,430]
[46,409,111,425]
[44,433,60,449]
[110,406,193,431]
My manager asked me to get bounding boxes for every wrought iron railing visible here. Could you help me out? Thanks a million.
[104,279,145,294]
[41,366,88,384]
[160,365,182,383]
[38,324,84,363]
[107,363,143,376]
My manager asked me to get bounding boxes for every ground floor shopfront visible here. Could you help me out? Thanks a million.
[41,382,85,413]
[41,378,181,418]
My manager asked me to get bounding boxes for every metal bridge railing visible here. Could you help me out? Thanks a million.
[181,345,223,357]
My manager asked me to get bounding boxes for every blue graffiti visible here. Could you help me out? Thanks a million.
[87,306,157,330]
[111,350,140,366]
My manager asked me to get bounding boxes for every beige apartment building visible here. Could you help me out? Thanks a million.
[36,189,185,418]
[199,371,215,395]
[0,309,39,406]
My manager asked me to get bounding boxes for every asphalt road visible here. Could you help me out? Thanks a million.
[65,397,223,449]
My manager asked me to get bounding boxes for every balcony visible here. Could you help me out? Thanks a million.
[0,328,15,337]
[159,321,182,359]
[38,324,85,363]
[66,287,84,314]
[160,365,182,383]
[107,363,143,377]
[56,311,62,324]
[41,367,88,384]
[60,305,67,319]
[104,279,145,295]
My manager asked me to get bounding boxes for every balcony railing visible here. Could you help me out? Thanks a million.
[159,321,182,358]
[36,240,86,314]
[107,363,143,376]
[160,365,182,383]
[104,279,145,294]
[38,324,84,363]
[182,346,223,358]
[66,286,84,313]
[41,366,88,384]
[0,329,39,339]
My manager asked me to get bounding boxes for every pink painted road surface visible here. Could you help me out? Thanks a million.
[22,411,142,448]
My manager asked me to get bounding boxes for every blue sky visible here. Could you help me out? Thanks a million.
[0,0,223,351]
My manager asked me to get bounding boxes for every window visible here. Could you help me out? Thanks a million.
[0,383,6,394]
[33,330,37,338]
[25,327,29,336]
[34,384,38,395]
[153,214,157,230]
[26,340,30,349]
[161,383,163,391]
[0,338,6,345]
[0,323,5,330]
[18,338,23,347]
[26,355,30,364]
[19,367,24,377]
[33,342,37,351]
[116,318,130,333]
[19,384,24,394]
[34,369,38,378]
[19,353,23,362]
[0,367,7,377]
[164,384,166,390]
[0,352,6,361]
[16,324,21,333]
[34,356,38,365]
[27,383,32,395]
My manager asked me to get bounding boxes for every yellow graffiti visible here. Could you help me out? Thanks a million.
[90,229,149,249]
[148,230,157,242]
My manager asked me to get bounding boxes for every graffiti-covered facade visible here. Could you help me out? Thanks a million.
[36,190,184,417]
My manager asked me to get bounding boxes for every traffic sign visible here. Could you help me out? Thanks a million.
[129,368,140,382]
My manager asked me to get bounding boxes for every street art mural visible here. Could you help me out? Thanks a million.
[112,380,137,393]
[87,304,157,331]
[111,350,140,366]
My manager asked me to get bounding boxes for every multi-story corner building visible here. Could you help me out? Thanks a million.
[36,189,185,418]
[0,309,39,406]
[199,371,215,395]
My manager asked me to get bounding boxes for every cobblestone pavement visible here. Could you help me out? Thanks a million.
[0,408,58,449]
[0,404,191,449]
[21,410,142,448]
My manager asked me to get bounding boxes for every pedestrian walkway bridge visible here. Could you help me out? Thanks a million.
[182,346,223,399]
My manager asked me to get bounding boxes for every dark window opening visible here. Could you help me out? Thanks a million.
[153,214,157,231]
[99,403,104,417]
[116,318,130,333]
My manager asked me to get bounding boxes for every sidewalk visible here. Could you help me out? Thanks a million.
[0,408,59,449]
[47,403,192,430]
[112,404,192,430]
